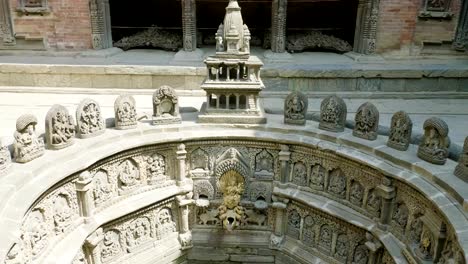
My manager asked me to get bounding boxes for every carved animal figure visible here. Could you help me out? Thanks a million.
[245,209,266,226]
[199,208,219,225]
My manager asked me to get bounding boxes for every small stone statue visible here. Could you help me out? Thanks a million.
[387,111,412,151]
[76,98,105,138]
[284,91,308,125]
[455,137,468,182]
[417,117,450,165]
[13,114,45,163]
[152,85,181,125]
[319,95,347,132]
[114,94,137,130]
[215,24,224,52]
[353,102,379,140]
[45,105,75,150]
[0,140,11,175]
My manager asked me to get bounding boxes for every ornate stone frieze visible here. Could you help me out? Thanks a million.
[152,85,181,125]
[114,27,182,51]
[254,149,274,179]
[417,117,450,165]
[114,94,137,130]
[284,91,308,125]
[319,95,347,132]
[292,161,308,186]
[387,111,413,151]
[76,99,105,139]
[328,168,346,198]
[353,102,379,140]
[13,114,45,163]
[0,139,11,175]
[45,104,75,150]
[145,153,167,185]
[455,136,468,182]
[286,31,353,53]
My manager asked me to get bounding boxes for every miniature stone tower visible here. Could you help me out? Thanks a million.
[198,0,266,124]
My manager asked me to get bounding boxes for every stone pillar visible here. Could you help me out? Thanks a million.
[182,0,197,51]
[376,177,396,229]
[83,228,104,264]
[176,195,193,250]
[90,0,112,49]
[354,0,380,54]
[279,145,291,183]
[270,195,289,248]
[271,0,287,53]
[365,233,383,264]
[75,171,95,218]
[0,0,15,45]
[453,0,468,51]
[177,143,187,185]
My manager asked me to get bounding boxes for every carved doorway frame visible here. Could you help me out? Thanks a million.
[353,0,380,54]
[0,0,16,46]
[454,0,468,51]
[89,0,112,49]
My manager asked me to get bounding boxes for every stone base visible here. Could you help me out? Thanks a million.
[263,50,293,63]
[152,115,182,125]
[344,51,385,62]
[171,49,205,64]
[79,47,123,58]
[198,104,267,124]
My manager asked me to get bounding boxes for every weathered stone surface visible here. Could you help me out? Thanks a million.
[417,117,450,165]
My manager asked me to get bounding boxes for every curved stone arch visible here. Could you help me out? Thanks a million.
[0,126,467,263]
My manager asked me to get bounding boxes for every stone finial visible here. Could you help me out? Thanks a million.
[455,137,468,182]
[0,139,11,175]
[284,91,308,125]
[152,85,181,125]
[114,94,137,130]
[417,117,450,165]
[215,0,251,55]
[319,95,347,132]
[13,114,45,163]
[387,111,413,151]
[353,102,379,140]
[45,104,75,150]
[76,98,105,138]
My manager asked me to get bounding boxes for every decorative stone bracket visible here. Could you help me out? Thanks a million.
[176,194,194,250]
[270,195,289,249]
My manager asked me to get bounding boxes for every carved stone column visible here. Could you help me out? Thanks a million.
[177,143,187,185]
[354,0,380,54]
[279,145,291,184]
[271,0,287,53]
[270,195,289,248]
[182,0,197,52]
[90,0,112,49]
[0,0,15,45]
[365,233,383,263]
[176,194,193,250]
[83,228,104,264]
[75,171,95,218]
[453,0,468,51]
[376,177,395,229]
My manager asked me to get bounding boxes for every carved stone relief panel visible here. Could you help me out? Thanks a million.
[327,168,346,198]
[152,85,181,125]
[193,179,215,200]
[45,104,75,150]
[353,102,379,141]
[114,94,137,130]
[417,117,450,165]
[76,99,105,139]
[13,114,45,163]
[349,180,364,206]
[353,243,370,264]
[117,159,141,194]
[254,149,274,179]
[387,111,413,151]
[302,215,316,247]
[292,161,307,186]
[284,91,308,125]
[286,208,301,240]
[309,164,325,190]
[319,95,347,132]
[419,0,453,19]
[366,188,382,218]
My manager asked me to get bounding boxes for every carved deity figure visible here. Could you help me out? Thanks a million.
[335,234,349,259]
[353,244,369,264]
[310,164,325,189]
[366,189,381,217]
[353,102,379,140]
[284,91,308,125]
[418,231,434,260]
[319,95,347,132]
[146,154,166,184]
[23,209,48,257]
[101,230,122,262]
[409,216,424,244]
[46,105,75,150]
[302,215,315,245]
[114,94,137,130]
[387,111,413,151]
[287,209,301,239]
[417,117,450,165]
[392,203,409,229]
[0,140,11,175]
[93,170,113,206]
[118,159,140,191]
[218,170,245,231]
[157,208,177,237]
[76,99,105,138]
[53,194,73,233]
[292,162,307,186]
[152,85,181,125]
[319,225,332,251]
[350,181,364,206]
[328,169,346,198]
[126,217,151,248]
[455,137,468,182]
[215,24,224,52]
[13,114,44,163]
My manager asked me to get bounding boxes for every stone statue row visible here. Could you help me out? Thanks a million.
[283,91,467,181]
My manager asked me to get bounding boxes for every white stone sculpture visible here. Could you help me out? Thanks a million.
[13,114,45,163]
[45,104,75,150]
[417,117,450,165]
[152,85,181,125]
[76,98,105,138]
[114,94,137,130]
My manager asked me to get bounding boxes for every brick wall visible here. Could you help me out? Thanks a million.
[10,0,92,50]
[376,0,462,53]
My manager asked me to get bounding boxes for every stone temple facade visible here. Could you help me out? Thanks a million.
[0,0,467,264]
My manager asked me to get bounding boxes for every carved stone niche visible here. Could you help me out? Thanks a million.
[284,91,308,125]
[152,85,181,125]
[254,149,274,180]
[319,95,347,132]
[249,181,272,209]
[13,114,45,163]
[419,0,453,19]
[17,0,50,15]
[76,98,105,139]
[417,117,450,165]
[0,139,11,175]
[114,94,137,130]
[353,102,379,140]
[455,137,468,182]
[190,148,210,178]
[415,211,447,263]
[45,105,75,150]
[328,168,346,199]
[193,179,214,207]
[387,111,413,151]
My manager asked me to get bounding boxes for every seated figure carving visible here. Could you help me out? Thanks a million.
[45,104,75,150]
[417,117,450,165]
[319,95,347,132]
[284,91,308,125]
[13,114,44,163]
[353,102,379,140]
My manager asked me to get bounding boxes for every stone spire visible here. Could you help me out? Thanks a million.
[216,0,250,55]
